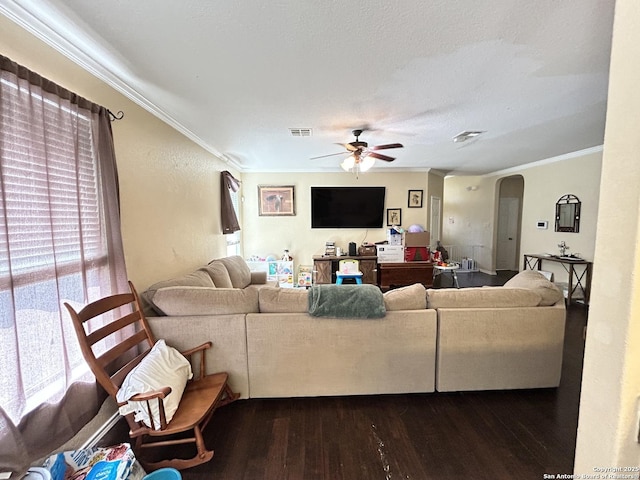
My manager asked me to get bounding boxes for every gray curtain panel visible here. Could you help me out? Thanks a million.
[0,54,129,469]
[221,170,241,233]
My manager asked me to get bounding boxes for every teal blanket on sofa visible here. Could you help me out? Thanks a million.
[308,284,386,318]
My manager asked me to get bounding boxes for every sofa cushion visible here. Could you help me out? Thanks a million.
[142,269,215,315]
[503,270,564,306]
[214,255,252,288]
[258,287,309,313]
[383,283,427,311]
[251,270,268,285]
[203,261,234,288]
[151,286,259,315]
[426,287,542,309]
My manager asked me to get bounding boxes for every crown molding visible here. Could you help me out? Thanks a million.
[0,0,242,171]
[485,145,603,177]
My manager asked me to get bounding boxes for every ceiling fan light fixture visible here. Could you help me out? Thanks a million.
[312,129,402,175]
[360,156,375,172]
[341,155,356,171]
[453,130,484,143]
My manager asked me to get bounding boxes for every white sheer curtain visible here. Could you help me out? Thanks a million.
[0,54,128,473]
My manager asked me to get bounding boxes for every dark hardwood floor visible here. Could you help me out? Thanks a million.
[101,271,587,480]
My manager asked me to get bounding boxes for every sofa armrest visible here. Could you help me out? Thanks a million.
[250,271,268,284]
[436,303,566,392]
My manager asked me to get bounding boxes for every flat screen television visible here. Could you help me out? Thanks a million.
[311,186,386,228]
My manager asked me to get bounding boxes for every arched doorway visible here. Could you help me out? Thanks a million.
[495,175,524,271]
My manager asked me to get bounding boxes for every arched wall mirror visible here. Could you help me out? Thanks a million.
[555,194,580,233]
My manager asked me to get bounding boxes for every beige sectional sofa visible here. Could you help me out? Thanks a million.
[142,260,566,399]
[245,310,437,398]
[146,275,438,399]
[141,255,275,317]
[428,277,566,392]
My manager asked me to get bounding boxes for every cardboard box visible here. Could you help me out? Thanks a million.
[405,246,430,262]
[387,228,403,246]
[376,245,405,263]
[405,231,430,247]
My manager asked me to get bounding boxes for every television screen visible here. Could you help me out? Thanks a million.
[311,186,386,228]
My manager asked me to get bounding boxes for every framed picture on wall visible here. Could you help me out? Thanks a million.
[258,185,296,216]
[387,208,401,226]
[408,189,424,208]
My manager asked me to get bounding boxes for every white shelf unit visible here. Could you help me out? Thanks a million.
[246,260,295,288]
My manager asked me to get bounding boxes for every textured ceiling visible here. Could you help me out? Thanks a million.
[1,0,615,175]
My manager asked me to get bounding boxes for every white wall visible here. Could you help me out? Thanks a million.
[442,149,602,276]
[0,15,237,291]
[440,174,496,271]
[574,0,640,471]
[241,171,438,269]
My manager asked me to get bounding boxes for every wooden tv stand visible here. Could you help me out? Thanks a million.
[312,255,378,284]
[378,262,434,291]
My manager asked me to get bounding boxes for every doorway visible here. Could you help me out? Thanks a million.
[430,196,441,243]
[495,176,524,271]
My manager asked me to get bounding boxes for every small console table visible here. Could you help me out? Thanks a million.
[378,261,434,291]
[523,254,593,305]
[312,255,378,285]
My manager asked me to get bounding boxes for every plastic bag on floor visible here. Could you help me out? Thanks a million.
[42,443,144,480]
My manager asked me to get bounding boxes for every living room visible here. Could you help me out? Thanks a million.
[240,150,602,278]
[1,1,639,477]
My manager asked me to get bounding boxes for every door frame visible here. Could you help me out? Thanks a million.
[430,195,441,244]
[493,175,524,273]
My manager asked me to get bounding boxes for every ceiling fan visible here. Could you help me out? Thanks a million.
[311,129,403,174]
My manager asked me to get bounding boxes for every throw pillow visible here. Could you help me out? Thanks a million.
[503,270,564,306]
[204,261,234,288]
[116,339,192,430]
[152,286,260,315]
[383,283,427,311]
[215,255,252,288]
[141,269,215,315]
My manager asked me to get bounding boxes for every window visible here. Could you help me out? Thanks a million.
[226,189,241,256]
[0,53,128,443]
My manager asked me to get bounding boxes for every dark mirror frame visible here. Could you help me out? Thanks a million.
[555,194,581,233]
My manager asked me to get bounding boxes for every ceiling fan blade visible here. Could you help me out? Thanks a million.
[371,143,403,150]
[310,152,348,160]
[369,152,395,162]
[337,142,359,152]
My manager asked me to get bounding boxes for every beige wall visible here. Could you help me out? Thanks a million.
[519,151,601,273]
[440,174,495,270]
[241,171,435,268]
[442,149,602,275]
[0,15,237,291]
[574,0,640,471]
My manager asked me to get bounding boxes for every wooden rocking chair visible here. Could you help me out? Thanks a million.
[64,281,239,471]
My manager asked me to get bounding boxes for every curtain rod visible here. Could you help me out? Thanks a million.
[107,110,124,121]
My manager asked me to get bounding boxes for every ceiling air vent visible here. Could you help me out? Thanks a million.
[289,128,313,137]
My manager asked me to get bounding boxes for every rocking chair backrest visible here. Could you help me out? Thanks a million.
[64,281,157,401]
[65,282,239,471]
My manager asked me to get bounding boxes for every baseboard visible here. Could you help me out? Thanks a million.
[79,412,121,449]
